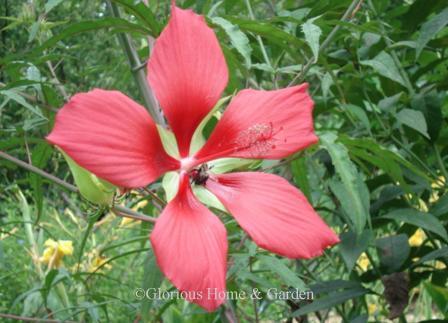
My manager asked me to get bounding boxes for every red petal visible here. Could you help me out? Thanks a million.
[46,89,179,188]
[147,5,228,157]
[206,172,339,259]
[150,175,228,312]
[194,84,317,164]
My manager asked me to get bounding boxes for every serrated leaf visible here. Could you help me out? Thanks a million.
[320,133,370,234]
[211,17,252,68]
[360,51,406,87]
[302,17,321,63]
[339,230,373,272]
[416,7,448,59]
[259,255,306,290]
[396,108,430,139]
[292,287,368,316]
[381,208,448,241]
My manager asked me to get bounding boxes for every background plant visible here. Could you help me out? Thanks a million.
[1,0,447,322]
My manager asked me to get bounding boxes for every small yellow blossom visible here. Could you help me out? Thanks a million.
[429,176,446,203]
[368,303,377,315]
[409,228,426,247]
[132,199,148,211]
[40,239,73,269]
[87,249,111,272]
[357,252,370,271]
[435,261,446,270]
[417,199,428,212]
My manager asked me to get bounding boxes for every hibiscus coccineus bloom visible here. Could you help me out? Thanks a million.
[47,4,339,311]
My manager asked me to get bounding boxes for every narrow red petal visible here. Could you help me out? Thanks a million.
[46,89,179,188]
[194,84,317,164]
[150,175,228,312]
[148,5,228,157]
[206,172,339,259]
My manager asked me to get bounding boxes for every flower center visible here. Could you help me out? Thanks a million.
[189,164,210,185]
[180,157,196,171]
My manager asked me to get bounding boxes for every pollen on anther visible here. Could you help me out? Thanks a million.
[234,123,277,157]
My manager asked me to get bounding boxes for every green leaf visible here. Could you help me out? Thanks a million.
[0,89,46,119]
[258,255,306,290]
[226,17,305,48]
[291,287,368,316]
[381,208,448,241]
[411,91,443,142]
[45,0,64,13]
[413,246,448,267]
[61,151,115,205]
[111,0,161,35]
[360,51,406,87]
[423,282,448,317]
[339,230,373,272]
[416,7,448,59]
[211,17,252,68]
[290,157,312,202]
[320,133,370,234]
[375,234,410,273]
[301,17,321,63]
[35,18,151,52]
[396,108,430,139]
[343,104,370,130]
[141,251,164,320]
[29,142,52,222]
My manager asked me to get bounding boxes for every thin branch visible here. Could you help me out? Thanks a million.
[46,60,69,101]
[0,313,77,323]
[0,150,156,223]
[106,0,164,125]
[288,0,364,86]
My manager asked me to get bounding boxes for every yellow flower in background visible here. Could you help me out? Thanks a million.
[86,249,111,272]
[416,199,428,212]
[132,199,148,211]
[40,239,73,269]
[368,303,377,315]
[357,252,370,271]
[120,199,147,227]
[409,228,426,247]
[429,176,446,203]
[435,261,446,270]
[119,217,137,227]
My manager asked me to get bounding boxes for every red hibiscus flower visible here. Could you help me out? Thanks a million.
[47,4,339,312]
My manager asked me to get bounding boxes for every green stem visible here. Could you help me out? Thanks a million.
[289,0,363,85]
[0,151,155,223]
[367,0,415,95]
[433,143,448,181]
[106,1,164,125]
[244,0,272,68]
[16,190,44,279]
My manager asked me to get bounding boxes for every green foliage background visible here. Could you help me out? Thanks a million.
[1,0,448,322]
